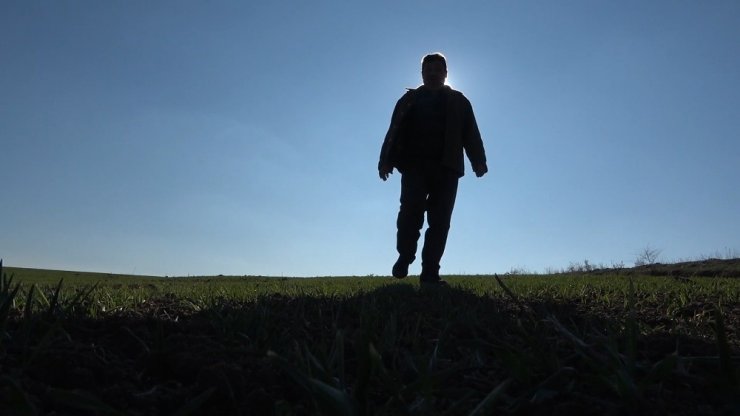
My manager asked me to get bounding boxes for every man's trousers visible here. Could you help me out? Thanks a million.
[396,166,459,281]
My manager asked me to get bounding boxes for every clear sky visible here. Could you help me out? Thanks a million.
[2,1,739,277]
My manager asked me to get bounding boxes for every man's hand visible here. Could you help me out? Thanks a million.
[473,162,488,178]
[379,165,393,181]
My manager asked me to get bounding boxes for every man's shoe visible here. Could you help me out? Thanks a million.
[392,258,411,279]
[419,266,441,283]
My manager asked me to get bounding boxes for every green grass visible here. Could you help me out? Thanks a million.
[1,261,739,415]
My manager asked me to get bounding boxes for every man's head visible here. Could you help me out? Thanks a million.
[421,53,447,89]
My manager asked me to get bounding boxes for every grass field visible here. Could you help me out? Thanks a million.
[1,260,739,415]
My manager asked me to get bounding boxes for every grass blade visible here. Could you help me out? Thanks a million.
[468,379,511,416]
[47,387,126,416]
[170,387,217,416]
[0,281,21,327]
[0,375,38,416]
[23,284,36,320]
[712,307,737,386]
[45,279,64,318]
[269,350,357,416]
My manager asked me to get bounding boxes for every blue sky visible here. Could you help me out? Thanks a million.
[2,1,739,277]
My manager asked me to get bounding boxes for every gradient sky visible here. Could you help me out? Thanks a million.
[2,1,739,277]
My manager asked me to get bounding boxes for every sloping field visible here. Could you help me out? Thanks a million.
[1,261,739,415]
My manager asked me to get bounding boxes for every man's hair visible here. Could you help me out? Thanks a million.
[421,53,447,70]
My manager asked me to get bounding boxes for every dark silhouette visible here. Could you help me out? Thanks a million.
[378,53,488,284]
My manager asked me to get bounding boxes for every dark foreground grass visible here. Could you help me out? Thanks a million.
[1,261,739,415]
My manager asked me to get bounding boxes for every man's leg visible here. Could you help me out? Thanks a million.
[420,169,459,282]
[394,171,427,278]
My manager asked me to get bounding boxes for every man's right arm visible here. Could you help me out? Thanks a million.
[378,92,412,180]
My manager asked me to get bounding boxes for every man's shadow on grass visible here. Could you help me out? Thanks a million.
[3,279,735,416]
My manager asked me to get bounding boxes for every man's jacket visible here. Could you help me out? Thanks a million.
[378,85,486,177]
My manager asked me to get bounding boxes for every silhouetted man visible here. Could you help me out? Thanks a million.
[379,53,488,284]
